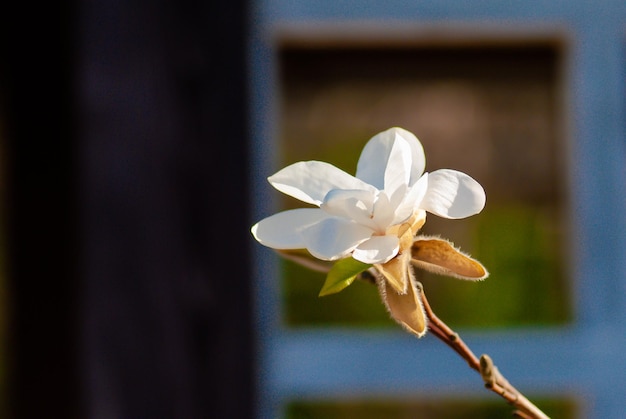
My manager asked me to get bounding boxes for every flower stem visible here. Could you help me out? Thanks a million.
[416,282,550,419]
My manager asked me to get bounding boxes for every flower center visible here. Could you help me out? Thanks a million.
[386,210,427,251]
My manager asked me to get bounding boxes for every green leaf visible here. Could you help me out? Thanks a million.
[318,258,372,297]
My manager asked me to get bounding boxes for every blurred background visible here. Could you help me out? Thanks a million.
[2,1,626,419]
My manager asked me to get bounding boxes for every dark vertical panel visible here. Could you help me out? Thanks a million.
[1,0,253,417]
[0,0,81,418]
[78,0,254,418]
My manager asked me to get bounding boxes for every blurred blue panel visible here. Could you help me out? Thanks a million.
[569,25,626,325]
[262,0,625,23]
[269,328,626,397]
[249,1,626,418]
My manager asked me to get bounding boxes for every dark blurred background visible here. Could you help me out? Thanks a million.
[0,0,254,418]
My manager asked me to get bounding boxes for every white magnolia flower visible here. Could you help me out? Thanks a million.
[252,127,485,263]
[251,127,488,337]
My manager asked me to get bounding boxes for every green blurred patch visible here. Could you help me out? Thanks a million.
[420,205,571,328]
[286,398,577,419]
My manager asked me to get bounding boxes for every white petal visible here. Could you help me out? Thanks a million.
[321,189,378,229]
[371,192,396,232]
[419,169,486,219]
[387,183,408,213]
[251,208,328,249]
[383,135,412,196]
[268,161,375,206]
[353,235,400,264]
[302,217,374,261]
[356,127,426,189]
[393,174,428,224]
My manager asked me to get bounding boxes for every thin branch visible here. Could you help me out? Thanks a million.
[416,282,550,419]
